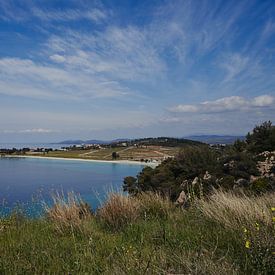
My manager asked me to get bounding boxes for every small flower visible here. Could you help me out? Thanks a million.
[245,240,250,249]
[271,207,275,212]
[243,227,248,233]
[272,216,275,222]
[255,222,260,231]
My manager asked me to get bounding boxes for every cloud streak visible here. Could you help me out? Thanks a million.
[0,57,129,100]
[1,128,59,134]
[0,1,107,23]
[169,95,275,113]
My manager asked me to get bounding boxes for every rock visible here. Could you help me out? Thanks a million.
[257,151,275,178]
[235,178,248,187]
[175,191,187,206]
[192,177,199,186]
[180,180,189,189]
[250,175,259,183]
[203,171,212,181]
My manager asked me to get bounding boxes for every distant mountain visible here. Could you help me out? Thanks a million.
[58,140,86,145]
[186,135,245,144]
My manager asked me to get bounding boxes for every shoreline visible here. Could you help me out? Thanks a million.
[1,154,158,167]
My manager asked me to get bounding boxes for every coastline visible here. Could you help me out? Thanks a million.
[2,155,158,167]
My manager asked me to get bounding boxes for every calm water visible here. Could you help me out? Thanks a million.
[0,143,72,150]
[0,157,145,216]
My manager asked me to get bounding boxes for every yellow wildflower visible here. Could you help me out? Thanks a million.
[245,240,250,249]
[255,222,260,231]
[272,216,275,222]
[271,207,275,212]
[243,227,248,233]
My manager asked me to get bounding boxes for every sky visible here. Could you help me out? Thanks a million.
[0,0,275,142]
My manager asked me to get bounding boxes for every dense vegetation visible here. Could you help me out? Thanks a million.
[122,137,203,147]
[124,121,275,199]
[0,191,274,274]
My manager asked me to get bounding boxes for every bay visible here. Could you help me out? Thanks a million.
[0,157,145,216]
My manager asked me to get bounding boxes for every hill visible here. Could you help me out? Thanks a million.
[58,137,203,147]
[186,135,245,144]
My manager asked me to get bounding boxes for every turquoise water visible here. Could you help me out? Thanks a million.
[0,157,145,216]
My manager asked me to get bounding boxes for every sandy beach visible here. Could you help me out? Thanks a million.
[2,155,158,167]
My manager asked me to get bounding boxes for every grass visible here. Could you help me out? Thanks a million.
[44,192,92,233]
[0,190,274,274]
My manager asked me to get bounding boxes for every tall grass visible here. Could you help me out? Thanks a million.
[97,192,175,230]
[199,190,275,273]
[97,193,140,230]
[1,189,274,274]
[137,192,174,219]
[199,190,274,229]
[44,192,92,233]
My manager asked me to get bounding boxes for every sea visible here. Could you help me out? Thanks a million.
[0,143,72,150]
[0,155,145,217]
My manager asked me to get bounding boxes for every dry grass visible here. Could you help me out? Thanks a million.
[44,192,92,233]
[97,192,175,229]
[137,192,174,219]
[199,190,274,229]
[165,250,239,275]
[97,193,140,230]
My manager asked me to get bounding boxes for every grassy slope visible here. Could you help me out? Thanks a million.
[1,191,274,274]
[22,146,181,161]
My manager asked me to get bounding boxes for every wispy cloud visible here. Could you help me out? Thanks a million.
[0,1,107,23]
[46,26,166,82]
[0,57,129,100]
[31,7,107,23]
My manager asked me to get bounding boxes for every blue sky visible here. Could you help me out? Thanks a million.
[0,0,275,142]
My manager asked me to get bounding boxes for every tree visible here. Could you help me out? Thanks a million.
[123,176,138,195]
[246,121,275,153]
[112,152,119,159]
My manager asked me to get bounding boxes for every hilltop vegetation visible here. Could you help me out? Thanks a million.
[124,121,275,199]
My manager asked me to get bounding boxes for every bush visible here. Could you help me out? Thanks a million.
[250,177,270,193]
[97,193,140,230]
[44,192,92,233]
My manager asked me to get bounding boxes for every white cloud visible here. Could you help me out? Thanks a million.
[1,128,58,134]
[168,95,275,113]
[19,128,57,134]
[252,95,275,107]
[50,54,66,63]
[169,105,198,113]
